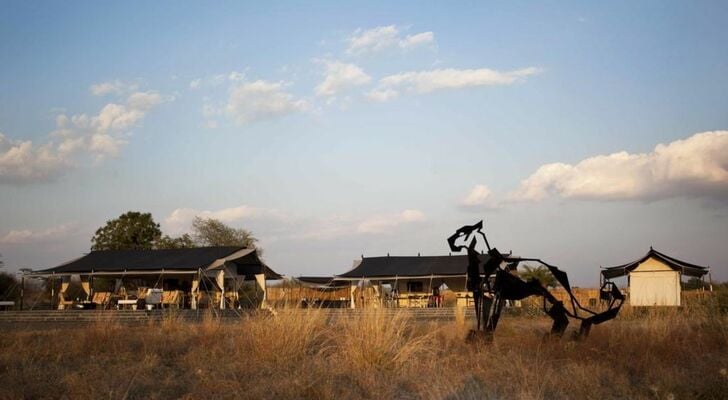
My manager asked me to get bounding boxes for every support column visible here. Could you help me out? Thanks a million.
[50,277,55,310]
[372,283,381,308]
[191,272,200,310]
[254,273,267,309]
[216,269,225,309]
[58,276,70,310]
[350,283,357,309]
[20,275,25,311]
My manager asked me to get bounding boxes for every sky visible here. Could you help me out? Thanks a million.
[1,1,727,285]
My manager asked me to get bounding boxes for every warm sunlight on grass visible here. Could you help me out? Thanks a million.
[0,306,726,399]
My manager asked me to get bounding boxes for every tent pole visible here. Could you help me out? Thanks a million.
[20,275,25,311]
[50,275,55,310]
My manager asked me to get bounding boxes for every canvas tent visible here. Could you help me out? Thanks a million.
[335,253,504,308]
[26,247,281,310]
[266,276,350,308]
[601,247,709,306]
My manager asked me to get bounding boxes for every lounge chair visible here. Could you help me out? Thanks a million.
[91,292,111,308]
[57,293,74,310]
[162,290,181,308]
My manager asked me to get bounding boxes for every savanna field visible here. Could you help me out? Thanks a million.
[1,299,727,400]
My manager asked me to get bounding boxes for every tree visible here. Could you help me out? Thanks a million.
[682,277,708,290]
[155,233,196,249]
[191,217,259,250]
[91,211,162,251]
[518,265,558,288]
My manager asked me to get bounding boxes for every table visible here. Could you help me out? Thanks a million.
[117,299,138,310]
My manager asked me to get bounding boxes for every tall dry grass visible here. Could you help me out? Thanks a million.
[0,306,726,399]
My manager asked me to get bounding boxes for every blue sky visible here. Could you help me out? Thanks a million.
[1,1,727,285]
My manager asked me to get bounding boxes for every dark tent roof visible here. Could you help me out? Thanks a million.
[601,248,709,279]
[32,247,281,278]
[295,276,350,288]
[336,254,495,279]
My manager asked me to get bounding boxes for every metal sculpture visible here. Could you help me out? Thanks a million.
[448,221,623,341]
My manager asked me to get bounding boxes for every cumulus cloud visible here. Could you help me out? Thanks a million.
[0,134,70,184]
[89,80,139,96]
[400,31,435,49]
[509,131,728,202]
[314,60,371,97]
[460,184,499,209]
[365,88,398,102]
[164,205,288,234]
[0,88,168,184]
[225,80,307,125]
[189,71,246,90]
[290,209,426,240]
[346,25,435,55]
[0,223,78,244]
[357,209,425,234]
[367,67,540,101]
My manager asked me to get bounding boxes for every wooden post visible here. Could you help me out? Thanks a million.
[349,282,356,309]
[20,275,25,311]
[50,276,55,310]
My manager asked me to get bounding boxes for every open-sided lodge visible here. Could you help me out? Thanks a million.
[601,247,710,306]
[335,254,499,308]
[24,247,281,310]
[267,277,351,308]
[10,246,714,312]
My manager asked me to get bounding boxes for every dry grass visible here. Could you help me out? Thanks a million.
[0,307,726,399]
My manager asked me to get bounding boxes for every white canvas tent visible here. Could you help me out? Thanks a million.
[601,247,709,306]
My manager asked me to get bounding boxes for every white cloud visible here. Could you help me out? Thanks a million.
[357,209,425,234]
[314,60,371,97]
[287,209,426,241]
[164,205,288,234]
[370,67,540,100]
[460,184,499,209]
[0,134,69,184]
[400,32,435,49]
[365,88,399,102]
[346,25,434,55]
[0,223,77,244]
[0,88,167,183]
[90,80,139,96]
[509,131,728,202]
[225,80,307,125]
[189,71,246,90]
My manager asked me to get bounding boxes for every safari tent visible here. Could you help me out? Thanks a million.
[335,253,503,308]
[600,247,710,306]
[24,247,281,310]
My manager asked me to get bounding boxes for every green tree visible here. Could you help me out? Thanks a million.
[191,217,259,250]
[91,211,162,251]
[519,265,558,288]
[682,277,708,290]
[155,233,196,249]
[0,253,20,301]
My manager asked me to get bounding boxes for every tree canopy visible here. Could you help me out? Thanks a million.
[518,265,558,288]
[91,211,162,251]
[90,212,260,253]
[155,233,196,249]
[191,217,259,249]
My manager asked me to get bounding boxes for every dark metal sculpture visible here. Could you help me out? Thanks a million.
[448,220,623,341]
